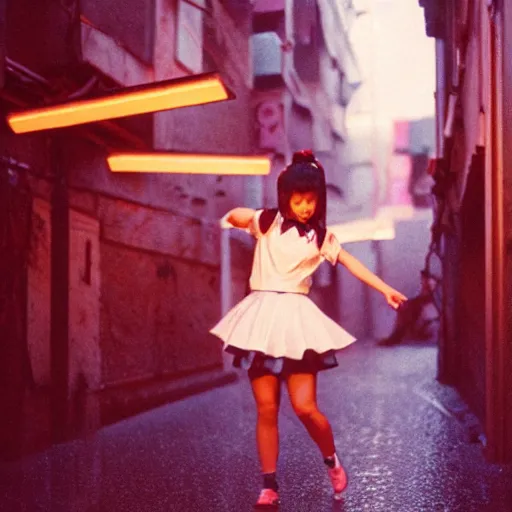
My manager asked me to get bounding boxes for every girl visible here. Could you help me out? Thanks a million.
[211,150,406,508]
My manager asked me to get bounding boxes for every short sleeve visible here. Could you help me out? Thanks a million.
[248,209,264,238]
[219,209,264,238]
[320,230,341,265]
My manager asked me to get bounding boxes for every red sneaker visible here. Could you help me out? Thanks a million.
[254,488,280,509]
[328,463,348,500]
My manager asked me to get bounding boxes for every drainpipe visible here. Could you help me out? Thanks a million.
[484,2,508,463]
[220,226,232,368]
[50,134,70,443]
[0,0,5,89]
[434,33,447,381]
[220,227,231,316]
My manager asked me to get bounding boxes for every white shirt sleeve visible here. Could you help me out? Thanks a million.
[248,209,264,238]
[320,230,341,266]
[219,209,264,238]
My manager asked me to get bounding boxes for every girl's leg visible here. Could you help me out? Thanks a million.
[285,372,335,457]
[250,373,281,474]
[286,372,348,497]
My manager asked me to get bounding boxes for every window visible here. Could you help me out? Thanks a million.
[176,0,207,73]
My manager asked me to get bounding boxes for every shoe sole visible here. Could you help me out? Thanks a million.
[253,503,279,510]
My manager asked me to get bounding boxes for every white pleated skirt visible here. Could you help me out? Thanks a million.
[210,291,356,374]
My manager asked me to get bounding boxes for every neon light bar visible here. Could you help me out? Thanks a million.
[107,152,271,176]
[7,73,233,134]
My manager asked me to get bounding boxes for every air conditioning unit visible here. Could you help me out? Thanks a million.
[251,31,283,88]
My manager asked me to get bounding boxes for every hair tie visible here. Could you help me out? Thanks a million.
[292,149,316,165]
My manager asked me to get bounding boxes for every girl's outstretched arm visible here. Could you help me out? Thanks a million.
[224,207,256,229]
[337,247,407,310]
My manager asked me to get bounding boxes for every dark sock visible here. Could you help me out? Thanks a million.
[263,472,278,492]
[324,455,336,469]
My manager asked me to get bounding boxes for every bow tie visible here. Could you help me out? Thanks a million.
[281,218,314,237]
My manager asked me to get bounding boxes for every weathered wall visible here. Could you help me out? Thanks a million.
[27,199,52,388]
[436,0,486,422]
[99,242,221,387]
[68,209,102,392]
[69,4,257,387]
[81,0,155,65]
[27,199,103,394]
[154,0,255,220]
[499,0,512,457]
[64,137,225,386]
[0,131,51,395]
[6,0,72,73]
[454,152,485,420]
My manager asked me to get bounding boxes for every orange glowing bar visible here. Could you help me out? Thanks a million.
[107,152,272,176]
[7,73,233,134]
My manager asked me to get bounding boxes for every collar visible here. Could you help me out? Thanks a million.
[281,217,314,238]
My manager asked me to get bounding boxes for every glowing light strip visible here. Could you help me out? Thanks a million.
[7,74,231,134]
[107,153,271,176]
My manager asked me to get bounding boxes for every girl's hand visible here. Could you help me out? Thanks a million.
[383,287,407,310]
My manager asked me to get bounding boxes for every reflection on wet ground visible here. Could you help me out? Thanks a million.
[1,340,511,512]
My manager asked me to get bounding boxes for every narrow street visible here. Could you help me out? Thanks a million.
[1,339,511,512]
[2,2,512,510]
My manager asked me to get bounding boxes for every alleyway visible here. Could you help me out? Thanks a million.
[1,339,511,512]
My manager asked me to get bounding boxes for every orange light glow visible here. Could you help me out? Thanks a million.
[7,73,232,134]
[107,153,271,176]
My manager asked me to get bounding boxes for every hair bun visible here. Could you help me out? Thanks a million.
[292,149,316,164]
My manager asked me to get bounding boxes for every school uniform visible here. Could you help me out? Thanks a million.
[210,208,356,377]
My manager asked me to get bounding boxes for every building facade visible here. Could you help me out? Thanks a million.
[222,0,363,324]
[420,0,512,462]
[0,0,257,459]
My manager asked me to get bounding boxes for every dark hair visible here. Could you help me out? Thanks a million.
[277,150,327,231]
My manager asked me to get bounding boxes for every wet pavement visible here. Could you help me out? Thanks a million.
[1,339,511,512]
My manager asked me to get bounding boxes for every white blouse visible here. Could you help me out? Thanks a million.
[226,209,341,295]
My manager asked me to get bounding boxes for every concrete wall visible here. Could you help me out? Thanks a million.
[99,241,221,387]
[27,199,52,388]
[6,0,72,74]
[426,0,512,461]
[82,0,155,65]
[68,209,102,392]
[498,0,512,459]
[64,135,227,386]
[1,0,258,458]
[454,153,486,421]
[336,211,433,342]
[74,1,256,387]
[27,199,103,393]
